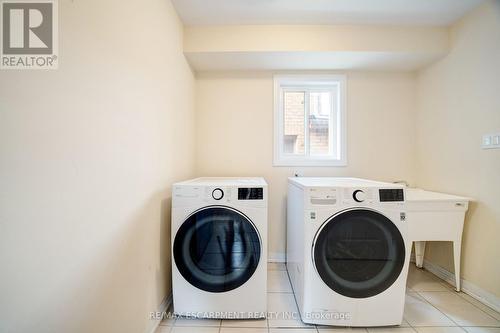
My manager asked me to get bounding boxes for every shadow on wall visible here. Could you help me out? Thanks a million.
[160,196,173,303]
[16,191,173,333]
[281,195,288,258]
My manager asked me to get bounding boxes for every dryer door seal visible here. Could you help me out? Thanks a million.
[174,206,261,293]
[313,209,405,298]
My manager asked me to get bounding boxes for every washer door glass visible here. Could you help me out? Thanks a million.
[313,209,405,298]
[174,206,261,293]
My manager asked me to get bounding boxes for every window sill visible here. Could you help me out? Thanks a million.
[273,157,347,167]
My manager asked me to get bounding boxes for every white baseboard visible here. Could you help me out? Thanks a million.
[146,294,172,333]
[268,252,286,263]
[422,259,500,313]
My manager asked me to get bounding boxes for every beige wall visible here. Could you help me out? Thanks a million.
[415,0,500,297]
[195,71,417,259]
[0,0,195,333]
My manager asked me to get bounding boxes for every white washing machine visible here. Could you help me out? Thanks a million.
[287,177,410,327]
[172,177,267,318]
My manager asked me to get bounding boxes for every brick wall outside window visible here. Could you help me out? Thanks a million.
[284,92,329,155]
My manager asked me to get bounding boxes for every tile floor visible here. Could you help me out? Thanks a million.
[156,263,500,333]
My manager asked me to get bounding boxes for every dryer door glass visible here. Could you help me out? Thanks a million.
[174,206,261,293]
[313,209,405,298]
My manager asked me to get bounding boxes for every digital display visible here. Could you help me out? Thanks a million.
[238,187,263,200]
[379,189,404,202]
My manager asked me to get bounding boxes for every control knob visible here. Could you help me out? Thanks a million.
[212,188,224,200]
[353,190,366,203]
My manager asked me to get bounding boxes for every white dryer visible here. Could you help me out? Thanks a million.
[172,177,267,318]
[287,177,410,327]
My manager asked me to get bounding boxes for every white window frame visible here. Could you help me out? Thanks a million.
[273,74,347,167]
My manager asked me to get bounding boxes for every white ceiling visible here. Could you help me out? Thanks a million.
[171,0,484,26]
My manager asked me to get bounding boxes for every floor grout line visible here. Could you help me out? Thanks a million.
[415,291,463,328]
[267,291,294,294]
[415,268,500,323]
[418,290,500,326]
[410,325,467,327]
[403,313,416,332]
[454,292,500,323]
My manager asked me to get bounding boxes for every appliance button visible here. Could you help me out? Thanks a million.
[212,188,224,200]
